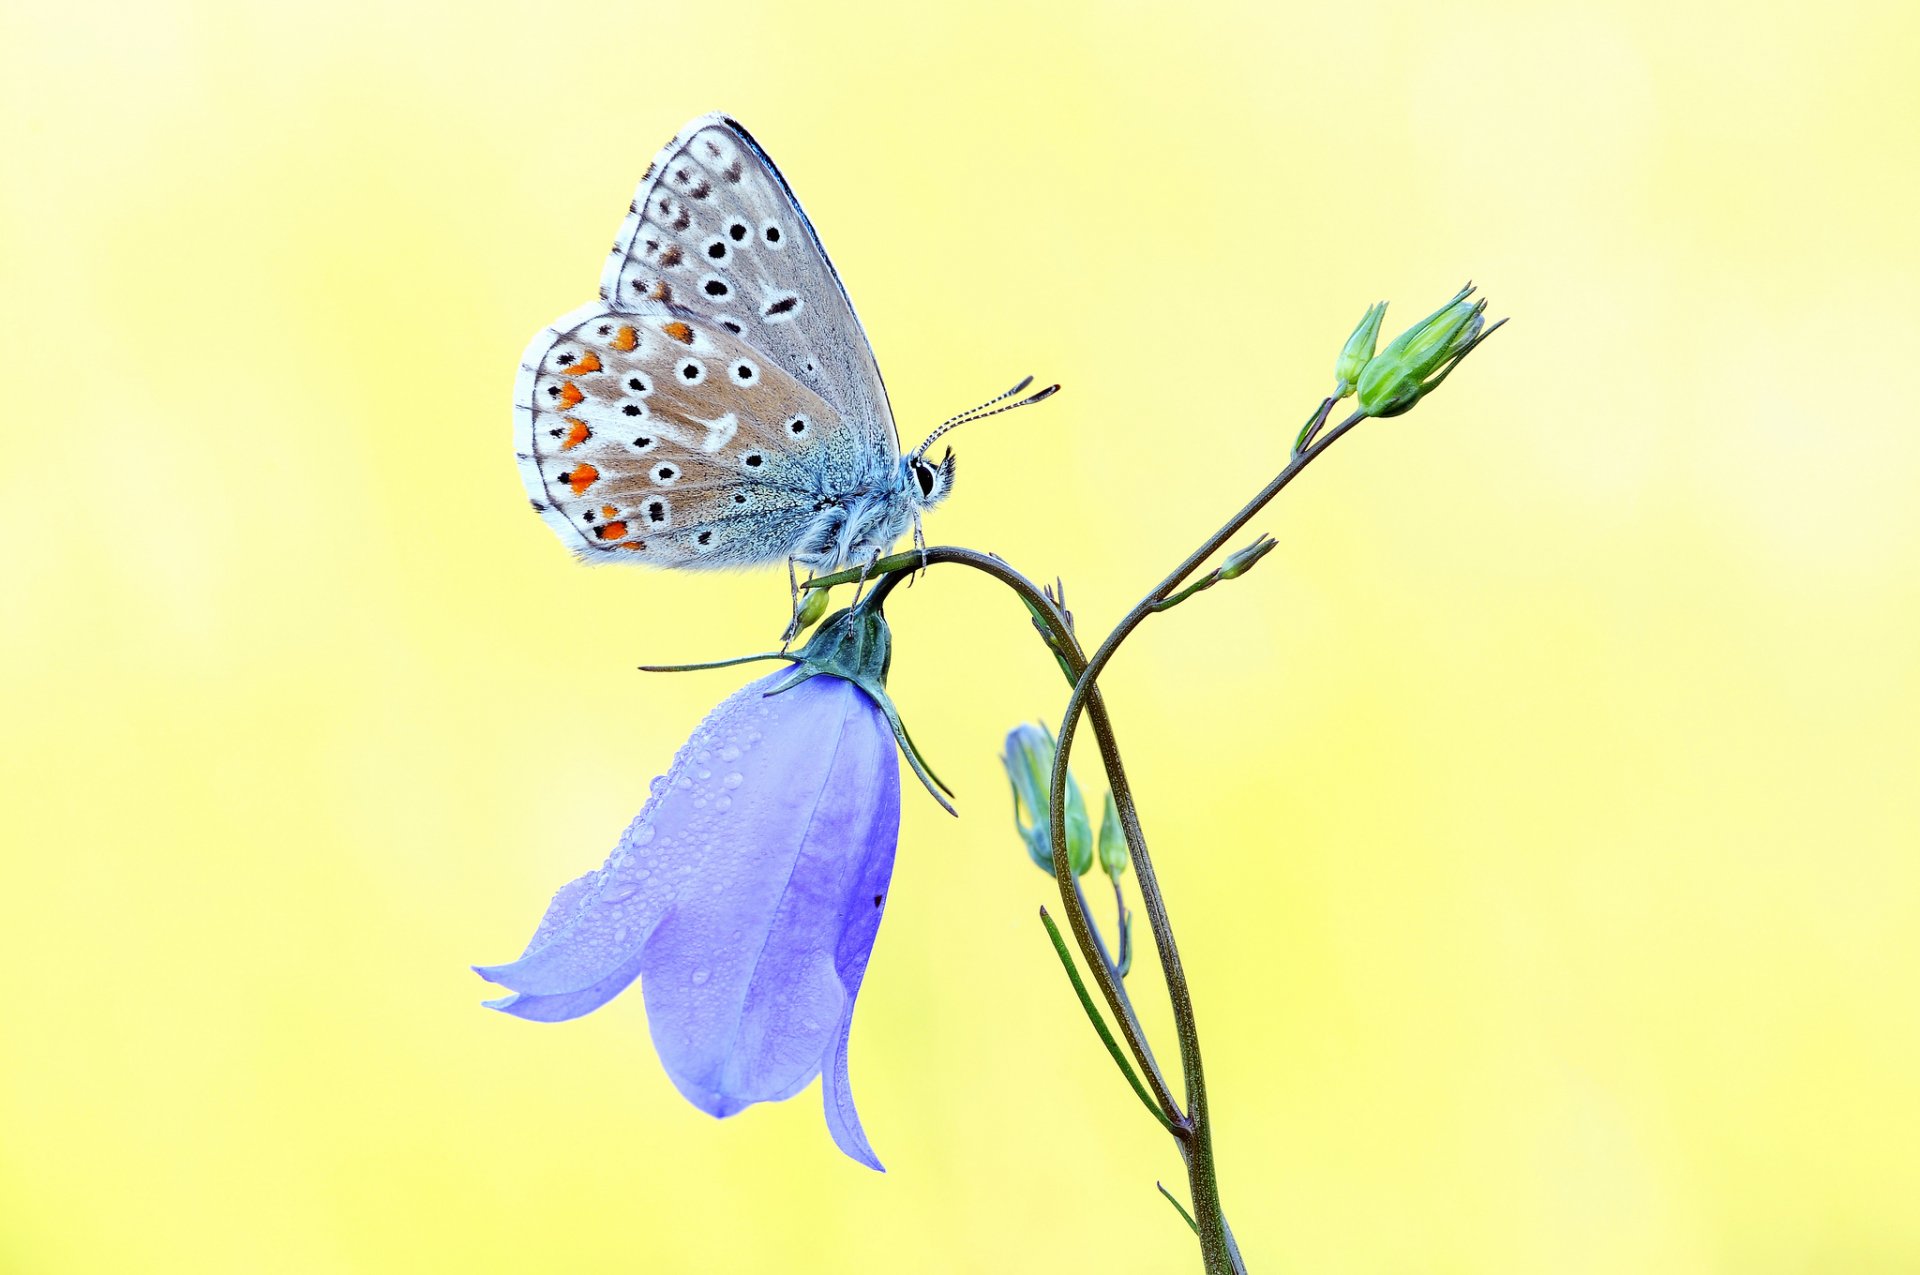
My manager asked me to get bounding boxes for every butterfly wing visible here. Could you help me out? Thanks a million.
[597,114,898,460]
[514,304,861,569]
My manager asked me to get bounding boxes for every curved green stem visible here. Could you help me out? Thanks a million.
[1044,403,1364,1274]
[836,547,1183,1122]
[826,403,1364,1274]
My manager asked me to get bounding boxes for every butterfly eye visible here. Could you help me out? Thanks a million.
[914,460,937,498]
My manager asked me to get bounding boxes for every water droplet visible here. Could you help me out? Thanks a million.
[603,882,637,903]
[697,768,712,780]
[675,775,692,789]
[722,772,743,789]
[633,824,656,846]
[696,749,711,764]
[613,926,630,943]
[691,968,710,985]
[719,745,741,761]
[714,795,732,810]
[648,776,667,796]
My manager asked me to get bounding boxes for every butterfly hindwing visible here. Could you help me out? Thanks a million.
[598,114,897,460]
[515,303,856,569]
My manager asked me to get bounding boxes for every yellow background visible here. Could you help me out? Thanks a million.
[4,0,1916,1270]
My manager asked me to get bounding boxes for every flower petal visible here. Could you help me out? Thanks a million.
[638,675,899,1166]
[474,675,791,1000]
[474,669,902,1168]
[483,948,644,1022]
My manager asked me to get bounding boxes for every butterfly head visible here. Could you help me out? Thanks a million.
[905,376,1059,511]
[906,449,958,512]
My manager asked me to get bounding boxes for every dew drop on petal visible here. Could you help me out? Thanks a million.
[722,772,743,789]
[649,776,667,796]
[602,882,638,903]
[714,795,732,810]
[719,745,741,761]
[691,968,710,985]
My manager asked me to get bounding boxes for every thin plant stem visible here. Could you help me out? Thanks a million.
[820,547,1183,1123]
[1044,401,1364,1274]
[1039,907,1176,1133]
[806,401,1366,1274]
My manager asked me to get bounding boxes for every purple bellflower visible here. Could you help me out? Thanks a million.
[476,605,947,1170]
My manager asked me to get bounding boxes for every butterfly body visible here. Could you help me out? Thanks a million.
[513,114,960,576]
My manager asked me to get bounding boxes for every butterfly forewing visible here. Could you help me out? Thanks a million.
[515,304,853,569]
[597,114,897,459]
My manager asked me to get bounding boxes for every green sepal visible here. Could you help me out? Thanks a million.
[1334,299,1387,399]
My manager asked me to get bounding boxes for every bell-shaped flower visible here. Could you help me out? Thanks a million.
[475,605,940,1171]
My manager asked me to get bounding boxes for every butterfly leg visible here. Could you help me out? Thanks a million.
[780,556,804,652]
[850,547,885,606]
[910,515,929,588]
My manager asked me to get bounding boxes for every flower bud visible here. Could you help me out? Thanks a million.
[1216,535,1276,581]
[1334,301,1386,399]
[791,585,832,635]
[1001,723,1093,876]
[1097,790,1127,880]
[1355,283,1503,418]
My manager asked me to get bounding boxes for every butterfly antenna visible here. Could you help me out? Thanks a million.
[910,377,1060,460]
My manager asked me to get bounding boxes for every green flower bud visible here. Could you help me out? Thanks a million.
[1355,283,1504,418]
[790,585,833,635]
[1096,790,1127,880]
[1001,723,1093,876]
[1334,300,1387,399]
[1216,535,1276,581]
[1063,777,1092,877]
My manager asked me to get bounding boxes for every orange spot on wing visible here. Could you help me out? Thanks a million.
[562,351,602,375]
[617,540,647,551]
[556,382,585,409]
[596,521,629,540]
[600,505,617,518]
[610,325,639,351]
[561,418,591,450]
[565,464,599,495]
[662,321,694,345]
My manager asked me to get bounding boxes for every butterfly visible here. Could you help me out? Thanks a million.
[513,113,1056,578]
